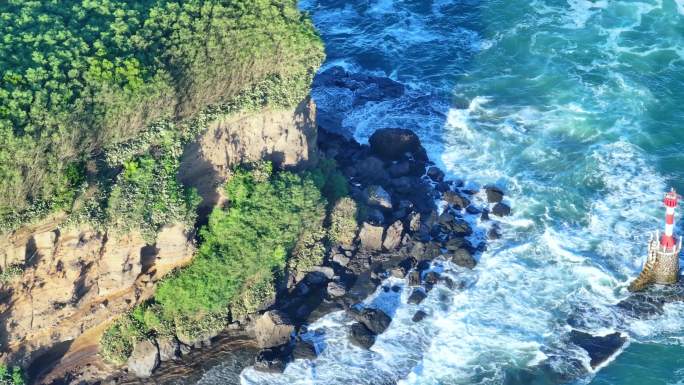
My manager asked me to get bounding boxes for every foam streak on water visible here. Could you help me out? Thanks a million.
[215,1,684,384]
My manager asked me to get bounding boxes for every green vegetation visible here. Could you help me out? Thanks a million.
[328,197,359,248]
[0,365,24,385]
[0,0,324,227]
[0,265,24,285]
[101,162,345,362]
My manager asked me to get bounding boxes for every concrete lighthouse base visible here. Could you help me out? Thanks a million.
[629,236,681,292]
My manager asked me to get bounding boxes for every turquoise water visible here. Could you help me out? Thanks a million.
[224,1,684,384]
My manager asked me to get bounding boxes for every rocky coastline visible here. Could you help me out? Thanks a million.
[86,121,511,384]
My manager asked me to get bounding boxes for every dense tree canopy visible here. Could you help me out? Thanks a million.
[0,0,323,217]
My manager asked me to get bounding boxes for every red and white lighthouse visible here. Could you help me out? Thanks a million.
[629,188,682,291]
[660,188,679,250]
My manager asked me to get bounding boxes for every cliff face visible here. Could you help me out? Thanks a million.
[0,222,195,367]
[179,97,318,212]
[0,97,318,379]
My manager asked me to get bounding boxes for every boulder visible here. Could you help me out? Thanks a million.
[443,191,470,209]
[487,226,501,240]
[349,322,376,349]
[408,212,421,233]
[358,223,384,251]
[156,337,180,362]
[492,203,511,217]
[292,340,317,361]
[412,310,428,323]
[389,266,406,278]
[448,248,477,269]
[382,220,404,251]
[368,128,427,161]
[332,252,351,267]
[426,167,445,182]
[356,156,388,183]
[424,271,440,285]
[388,161,411,178]
[327,281,347,298]
[350,307,392,335]
[485,186,504,203]
[569,330,627,369]
[127,340,160,378]
[255,311,295,349]
[365,185,393,211]
[254,345,291,373]
[407,271,421,287]
[408,289,427,305]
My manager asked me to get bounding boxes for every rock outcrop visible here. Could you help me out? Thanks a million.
[0,221,195,367]
[179,97,318,212]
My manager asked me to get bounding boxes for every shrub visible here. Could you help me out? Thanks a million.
[0,365,24,385]
[290,213,327,274]
[100,315,146,365]
[154,163,325,318]
[328,197,359,248]
[0,0,324,227]
[0,265,23,285]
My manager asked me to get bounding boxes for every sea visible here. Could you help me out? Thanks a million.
[199,1,684,384]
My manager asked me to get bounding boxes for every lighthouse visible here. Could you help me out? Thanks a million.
[629,188,682,292]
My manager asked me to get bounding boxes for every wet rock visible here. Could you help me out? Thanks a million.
[399,256,418,272]
[424,271,440,285]
[487,225,502,240]
[492,203,512,217]
[254,345,291,373]
[485,186,505,203]
[481,210,490,221]
[365,185,393,211]
[127,340,160,378]
[391,285,402,293]
[350,307,392,334]
[292,340,317,361]
[356,156,388,184]
[389,266,406,278]
[369,128,428,161]
[448,248,477,269]
[255,311,294,349]
[416,259,432,272]
[327,281,347,298]
[383,220,404,251]
[465,205,481,215]
[408,212,421,232]
[388,161,411,178]
[349,322,376,349]
[412,310,428,322]
[443,191,470,209]
[569,330,627,369]
[358,222,384,251]
[407,271,421,287]
[408,289,428,305]
[426,166,445,182]
[156,337,180,362]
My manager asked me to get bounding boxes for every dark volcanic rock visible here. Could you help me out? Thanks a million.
[350,322,376,349]
[408,289,428,305]
[424,271,440,285]
[492,202,512,217]
[254,345,291,373]
[443,191,470,209]
[426,166,445,182]
[356,156,388,184]
[412,310,428,322]
[365,185,393,211]
[350,307,392,335]
[485,186,505,203]
[369,128,428,161]
[388,161,411,178]
[569,330,627,369]
[407,271,421,287]
[447,248,477,269]
[292,340,317,361]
